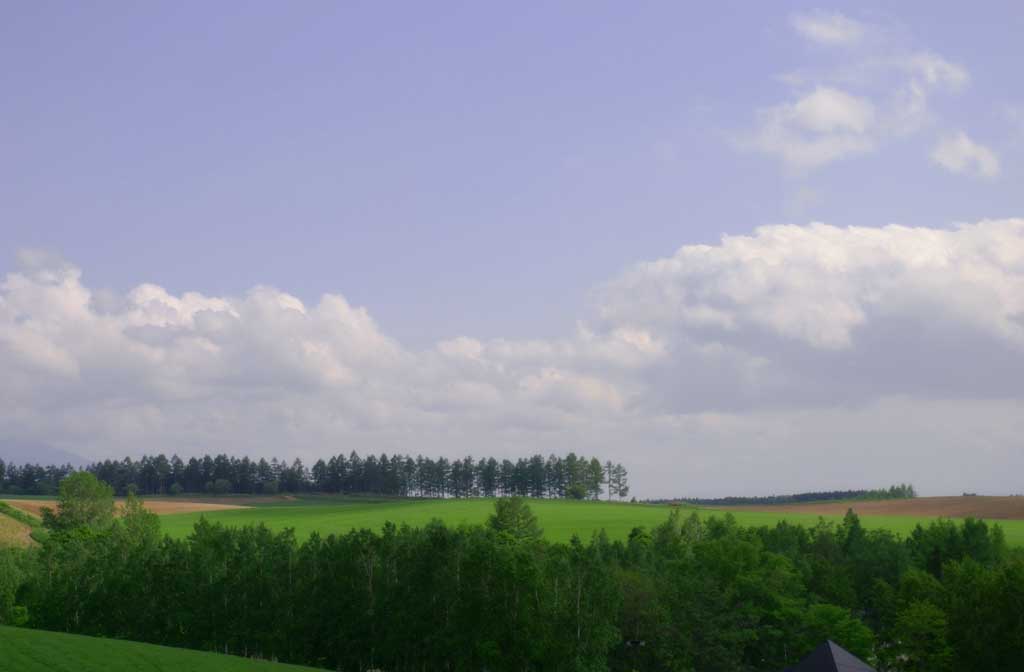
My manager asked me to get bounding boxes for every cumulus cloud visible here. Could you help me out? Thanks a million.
[744,16,976,171]
[598,220,1024,415]
[791,10,864,47]
[598,220,1024,350]
[2,219,1024,496]
[930,132,1001,178]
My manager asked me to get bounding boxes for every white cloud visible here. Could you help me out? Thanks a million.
[599,219,1024,351]
[2,220,1024,496]
[745,87,876,170]
[791,10,864,46]
[746,17,973,172]
[930,132,1000,178]
[904,52,969,91]
[791,86,875,133]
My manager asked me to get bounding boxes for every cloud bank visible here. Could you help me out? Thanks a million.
[2,220,1023,496]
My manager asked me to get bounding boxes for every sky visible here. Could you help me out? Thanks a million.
[1,2,1022,497]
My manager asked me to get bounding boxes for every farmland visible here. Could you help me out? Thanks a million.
[0,497,246,518]
[151,495,1024,547]
[0,626,326,672]
[0,512,32,548]
[721,495,1024,519]
[5,481,1023,671]
[5,494,1024,546]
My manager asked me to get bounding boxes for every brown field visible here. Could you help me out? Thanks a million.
[721,496,1024,520]
[0,498,249,519]
[0,512,33,547]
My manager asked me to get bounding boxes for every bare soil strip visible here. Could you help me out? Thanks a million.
[720,496,1024,520]
[0,498,249,519]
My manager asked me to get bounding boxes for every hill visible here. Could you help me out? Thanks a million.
[0,439,85,467]
[0,626,326,672]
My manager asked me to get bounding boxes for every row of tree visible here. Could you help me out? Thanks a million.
[0,453,630,501]
[1,472,1021,671]
[667,483,918,506]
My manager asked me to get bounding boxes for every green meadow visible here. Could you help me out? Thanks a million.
[0,626,325,672]
[156,496,1024,547]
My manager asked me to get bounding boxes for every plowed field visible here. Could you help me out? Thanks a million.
[721,496,1024,519]
[0,498,248,519]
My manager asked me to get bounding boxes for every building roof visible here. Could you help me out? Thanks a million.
[782,640,876,672]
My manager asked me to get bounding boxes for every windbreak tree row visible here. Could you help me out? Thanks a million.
[0,452,629,501]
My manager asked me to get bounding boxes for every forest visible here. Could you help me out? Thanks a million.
[0,452,629,500]
[1,472,1021,671]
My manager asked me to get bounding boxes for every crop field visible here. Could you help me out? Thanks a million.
[151,496,1024,547]
[0,497,247,518]
[5,494,1023,547]
[0,626,325,672]
[721,495,1024,519]
[0,511,32,548]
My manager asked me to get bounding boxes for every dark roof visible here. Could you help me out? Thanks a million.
[782,640,875,672]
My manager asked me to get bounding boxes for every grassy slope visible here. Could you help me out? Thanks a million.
[0,512,32,548]
[157,497,1024,546]
[0,501,44,547]
[0,626,324,672]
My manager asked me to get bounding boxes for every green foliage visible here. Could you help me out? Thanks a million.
[909,516,1007,577]
[5,502,1024,671]
[487,497,543,542]
[0,548,31,625]
[210,478,233,495]
[889,600,953,672]
[790,603,875,661]
[566,483,588,500]
[41,472,115,532]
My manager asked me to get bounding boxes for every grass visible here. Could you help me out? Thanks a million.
[0,626,326,672]
[159,497,673,543]
[157,496,1024,547]
[0,502,47,546]
[0,512,32,548]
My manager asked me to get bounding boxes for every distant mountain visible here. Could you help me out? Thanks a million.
[0,439,87,466]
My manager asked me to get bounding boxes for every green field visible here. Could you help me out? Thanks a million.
[156,496,1024,547]
[0,626,325,672]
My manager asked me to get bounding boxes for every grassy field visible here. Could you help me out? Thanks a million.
[156,496,1024,547]
[0,626,325,672]
[0,511,32,548]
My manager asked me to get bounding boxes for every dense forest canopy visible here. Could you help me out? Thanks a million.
[0,452,629,501]
[1,472,1022,671]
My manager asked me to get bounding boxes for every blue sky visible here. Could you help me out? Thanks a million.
[1,3,1022,496]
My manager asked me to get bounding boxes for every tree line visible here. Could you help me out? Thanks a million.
[664,483,918,506]
[0,452,629,501]
[1,472,1021,671]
